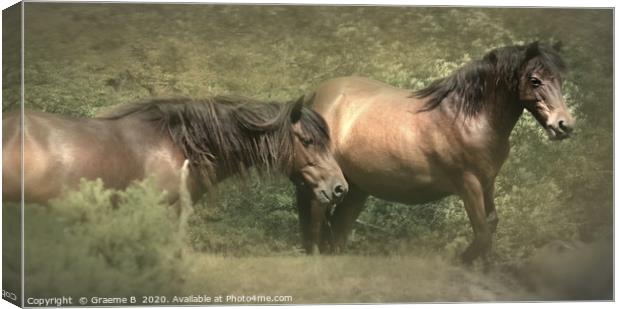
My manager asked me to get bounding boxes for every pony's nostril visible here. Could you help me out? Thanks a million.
[333,184,345,198]
[558,120,573,133]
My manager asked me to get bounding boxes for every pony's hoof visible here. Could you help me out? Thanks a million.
[460,247,478,265]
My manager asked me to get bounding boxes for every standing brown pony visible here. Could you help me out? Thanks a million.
[296,42,574,263]
[3,96,348,208]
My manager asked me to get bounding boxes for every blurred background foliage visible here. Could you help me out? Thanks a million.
[2,3,612,301]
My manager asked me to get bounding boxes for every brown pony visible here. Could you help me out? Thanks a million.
[296,42,574,263]
[3,96,348,209]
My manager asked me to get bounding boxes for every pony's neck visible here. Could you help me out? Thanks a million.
[482,82,525,142]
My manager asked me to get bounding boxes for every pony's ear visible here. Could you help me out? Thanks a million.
[525,41,540,60]
[552,40,563,53]
[290,96,304,123]
[485,50,498,65]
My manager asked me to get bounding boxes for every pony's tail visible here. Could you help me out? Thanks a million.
[177,159,193,240]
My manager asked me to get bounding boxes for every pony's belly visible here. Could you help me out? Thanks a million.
[371,187,452,205]
[333,115,456,204]
[346,169,453,205]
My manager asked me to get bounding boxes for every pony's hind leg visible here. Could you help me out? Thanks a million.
[483,183,499,234]
[459,173,493,264]
[328,184,368,254]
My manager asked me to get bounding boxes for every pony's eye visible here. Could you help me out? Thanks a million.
[529,77,542,88]
[302,137,314,146]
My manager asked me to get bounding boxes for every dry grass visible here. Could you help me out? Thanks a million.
[179,239,612,303]
[181,253,534,303]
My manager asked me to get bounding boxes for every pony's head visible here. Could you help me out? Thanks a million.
[517,42,575,140]
[286,97,348,205]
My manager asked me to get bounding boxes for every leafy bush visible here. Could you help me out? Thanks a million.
[22,179,186,298]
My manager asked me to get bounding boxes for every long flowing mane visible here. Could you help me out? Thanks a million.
[99,96,330,185]
[414,42,566,117]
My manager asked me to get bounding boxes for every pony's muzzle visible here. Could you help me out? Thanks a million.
[558,119,574,134]
[547,116,575,140]
[316,181,348,205]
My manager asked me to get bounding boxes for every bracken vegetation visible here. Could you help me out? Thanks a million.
[2,3,612,303]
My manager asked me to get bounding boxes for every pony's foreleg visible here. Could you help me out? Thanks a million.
[328,185,368,254]
[459,173,492,264]
[308,200,327,255]
[295,184,315,254]
[483,183,499,234]
[295,184,338,255]
[310,198,341,255]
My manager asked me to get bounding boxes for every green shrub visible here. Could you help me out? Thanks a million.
[22,179,185,298]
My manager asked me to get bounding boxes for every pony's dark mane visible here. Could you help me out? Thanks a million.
[99,96,330,185]
[414,42,566,117]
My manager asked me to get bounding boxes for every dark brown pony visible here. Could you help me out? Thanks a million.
[3,96,348,209]
[296,42,574,263]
